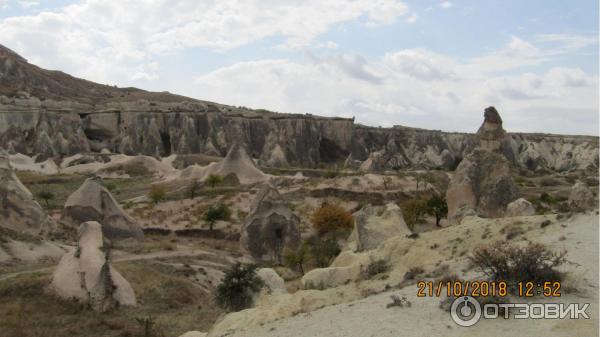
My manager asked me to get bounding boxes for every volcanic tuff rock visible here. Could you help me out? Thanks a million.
[62,177,144,246]
[0,44,598,172]
[240,184,301,263]
[50,221,136,312]
[0,150,53,235]
[568,181,596,210]
[348,203,411,251]
[504,198,536,217]
[446,108,521,224]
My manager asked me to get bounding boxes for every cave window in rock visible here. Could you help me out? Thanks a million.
[319,137,348,163]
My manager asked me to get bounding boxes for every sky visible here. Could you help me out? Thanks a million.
[0,0,598,135]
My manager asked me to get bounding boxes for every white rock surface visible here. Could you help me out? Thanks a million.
[504,198,536,217]
[50,221,136,312]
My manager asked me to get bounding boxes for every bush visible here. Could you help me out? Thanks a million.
[215,263,264,311]
[36,190,55,208]
[363,259,390,279]
[310,203,354,236]
[308,237,341,268]
[203,203,231,231]
[402,198,428,229]
[469,241,566,289]
[284,243,309,275]
[148,185,166,204]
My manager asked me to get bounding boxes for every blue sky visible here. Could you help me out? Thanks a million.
[0,0,598,135]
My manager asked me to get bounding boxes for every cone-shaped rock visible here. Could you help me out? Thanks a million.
[241,184,300,263]
[208,143,269,185]
[62,177,143,246]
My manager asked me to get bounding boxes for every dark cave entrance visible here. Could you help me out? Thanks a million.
[160,131,172,156]
[319,137,348,163]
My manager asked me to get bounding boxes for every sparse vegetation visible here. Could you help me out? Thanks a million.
[284,243,309,275]
[188,180,202,199]
[363,259,390,279]
[305,236,341,268]
[215,263,264,312]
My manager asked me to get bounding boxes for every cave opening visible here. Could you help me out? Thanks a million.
[160,131,172,156]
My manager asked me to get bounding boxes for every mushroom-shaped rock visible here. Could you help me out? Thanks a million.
[505,198,536,217]
[349,203,411,251]
[568,181,596,211]
[62,177,143,247]
[446,108,520,224]
[240,185,300,263]
[50,221,136,312]
[0,150,53,235]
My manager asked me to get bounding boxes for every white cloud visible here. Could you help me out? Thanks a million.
[440,1,452,9]
[406,13,418,23]
[0,0,410,83]
[189,37,598,135]
[17,0,38,8]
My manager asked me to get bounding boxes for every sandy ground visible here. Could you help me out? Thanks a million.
[207,212,599,337]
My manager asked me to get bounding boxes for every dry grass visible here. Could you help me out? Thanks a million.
[0,261,223,337]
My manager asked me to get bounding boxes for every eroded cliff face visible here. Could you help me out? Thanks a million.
[1,96,597,172]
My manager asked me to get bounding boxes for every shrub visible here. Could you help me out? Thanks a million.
[36,190,55,208]
[426,195,448,227]
[469,241,566,289]
[324,170,339,179]
[203,203,231,231]
[215,263,264,311]
[402,198,428,229]
[284,243,309,275]
[205,174,224,188]
[310,203,354,236]
[305,236,341,268]
[188,180,202,199]
[363,259,390,279]
[148,185,166,204]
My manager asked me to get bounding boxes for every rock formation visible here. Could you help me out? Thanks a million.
[62,177,143,246]
[240,184,301,263]
[504,198,536,217]
[50,221,136,312]
[0,150,53,235]
[347,203,410,251]
[206,144,269,185]
[446,107,520,224]
[0,45,597,172]
[568,181,596,210]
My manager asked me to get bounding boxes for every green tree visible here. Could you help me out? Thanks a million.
[215,263,264,311]
[306,236,341,268]
[147,185,166,204]
[37,190,54,208]
[188,180,202,199]
[205,174,224,188]
[427,195,448,227]
[204,203,231,231]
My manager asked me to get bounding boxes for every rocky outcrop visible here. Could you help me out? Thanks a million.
[62,177,143,246]
[240,185,301,263]
[505,198,536,217]
[446,108,520,224]
[50,221,136,312]
[0,46,597,172]
[347,203,410,251]
[568,181,596,210]
[0,150,53,235]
